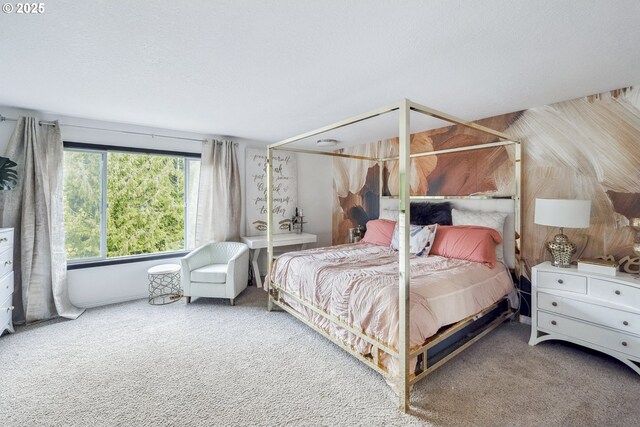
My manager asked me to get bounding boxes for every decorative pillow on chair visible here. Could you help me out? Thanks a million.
[360,219,397,246]
[390,224,438,256]
[451,209,507,262]
[430,225,503,268]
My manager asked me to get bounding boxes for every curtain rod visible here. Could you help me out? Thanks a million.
[0,114,238,145]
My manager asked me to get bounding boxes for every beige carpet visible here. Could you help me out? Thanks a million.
[1,286,639,427]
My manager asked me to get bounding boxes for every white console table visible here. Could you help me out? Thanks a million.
[240,233,317,289]
[530,261,640,375]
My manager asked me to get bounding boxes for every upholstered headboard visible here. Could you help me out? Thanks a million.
[379,198,517,269]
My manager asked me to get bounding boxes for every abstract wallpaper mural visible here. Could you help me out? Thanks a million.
[333,87,640,276]
[511,88,640,274]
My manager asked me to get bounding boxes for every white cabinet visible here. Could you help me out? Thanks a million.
[0,228,14,336]
[530,261,640,374]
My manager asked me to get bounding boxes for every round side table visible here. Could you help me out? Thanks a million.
[148,264,182,305]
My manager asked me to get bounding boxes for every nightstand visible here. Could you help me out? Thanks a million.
[529,261,640,374]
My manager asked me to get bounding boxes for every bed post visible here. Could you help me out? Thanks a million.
[398,99,411,412]
[378,157,384,202]
[514,141,522,280]
[267,147,274,311]
[265,99,522,412]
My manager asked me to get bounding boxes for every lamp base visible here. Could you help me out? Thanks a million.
[546,232,576,268]
[631,217,640,279]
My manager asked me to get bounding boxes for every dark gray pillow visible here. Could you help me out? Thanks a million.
[409,202,452,225]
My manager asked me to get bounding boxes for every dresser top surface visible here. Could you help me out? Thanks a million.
[534,261,640,285]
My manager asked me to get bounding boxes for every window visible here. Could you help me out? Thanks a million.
[63,143,200,264]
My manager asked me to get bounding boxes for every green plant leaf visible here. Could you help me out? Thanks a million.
[0,156,18,190]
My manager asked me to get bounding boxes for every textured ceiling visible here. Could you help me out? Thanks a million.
[0,0,638,145]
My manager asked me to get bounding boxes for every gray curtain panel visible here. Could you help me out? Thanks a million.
[0,117,84,323]
[195,139,241,245]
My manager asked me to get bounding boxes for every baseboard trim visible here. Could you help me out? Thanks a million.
[73,294,148,309]
[519,315,531,325]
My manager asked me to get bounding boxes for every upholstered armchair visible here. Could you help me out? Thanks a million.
[181,242,249,305]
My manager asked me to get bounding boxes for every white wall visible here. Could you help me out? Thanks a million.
[238,150,334,272]
[0,105,334,308]
[297,153,333,248]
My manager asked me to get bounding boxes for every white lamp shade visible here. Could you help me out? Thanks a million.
[534,199,591,229]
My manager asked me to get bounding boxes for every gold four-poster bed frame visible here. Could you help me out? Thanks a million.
[265,99,522,412]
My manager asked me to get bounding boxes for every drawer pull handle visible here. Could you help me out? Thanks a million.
[4,260,11,266]
[624,321,629,326]
[622,341,628,347]
[615,290,621,295]
[0,238,7,242]
[551,302,558,307]
[557,279,564,284]
[551,320,557,326]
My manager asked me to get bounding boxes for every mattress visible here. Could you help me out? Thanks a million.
[270,243,517,374]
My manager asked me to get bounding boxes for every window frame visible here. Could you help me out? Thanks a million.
[63,141,201,269]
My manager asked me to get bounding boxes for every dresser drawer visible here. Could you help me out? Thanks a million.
[538,311,640,359]
[0,229,12,253]
[0,271,13,304]
[0,248,13,279]
[0,294,14,334]
[561,296,640,336]
[590,278,640,309]
[537,271,587,294]
[537,292,562,313]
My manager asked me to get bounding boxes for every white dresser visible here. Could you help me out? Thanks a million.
[529,261,640,374]
[0,228,14,336]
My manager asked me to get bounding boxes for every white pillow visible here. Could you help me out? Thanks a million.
[451,209,507,262]
[379,208,399,221]
[390,224,438,256]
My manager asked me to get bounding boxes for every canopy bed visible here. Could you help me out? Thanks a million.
[265,99,522,412]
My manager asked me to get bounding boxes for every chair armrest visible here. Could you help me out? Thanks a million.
[180,257,192,296]
[226,246,250,296]
[181,244,213,297]
[181,244,212,272]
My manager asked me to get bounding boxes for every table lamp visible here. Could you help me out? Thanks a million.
[534,198,591,268]
[631,217,640,276]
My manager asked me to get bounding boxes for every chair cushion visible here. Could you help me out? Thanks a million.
[191,264,227,283]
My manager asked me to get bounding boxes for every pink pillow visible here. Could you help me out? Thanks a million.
[360,219,397,247]
[430,225,503,268]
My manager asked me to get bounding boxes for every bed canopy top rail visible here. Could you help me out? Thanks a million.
[271,139,520,162]
[407,100,513,141]
[269,146,378,161]
[378,139,518,162]
[269,101,400,149]
[268,98,521,152]
[266,98,521,413]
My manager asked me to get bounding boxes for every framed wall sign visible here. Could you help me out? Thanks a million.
[245,147,297,236]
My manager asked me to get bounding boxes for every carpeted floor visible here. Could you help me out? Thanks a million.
[1,286,639,427]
